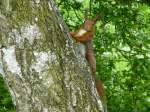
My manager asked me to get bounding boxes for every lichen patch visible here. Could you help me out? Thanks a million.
[2,46,22,76]
[9,24,42,46]
[31,51,49,73]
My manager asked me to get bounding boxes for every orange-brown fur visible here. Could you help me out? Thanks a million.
[70,15,107,111]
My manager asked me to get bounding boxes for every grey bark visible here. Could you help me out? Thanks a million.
[0,0,104,112]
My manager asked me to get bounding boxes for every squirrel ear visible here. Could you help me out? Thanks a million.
[93,15,100,24]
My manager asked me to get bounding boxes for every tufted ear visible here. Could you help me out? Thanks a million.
[93,15,100,24]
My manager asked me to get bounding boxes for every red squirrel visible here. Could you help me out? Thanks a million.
[70,15,107,111]
[70,15,99,75]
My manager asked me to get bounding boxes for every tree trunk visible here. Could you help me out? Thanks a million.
[0,0,104,111]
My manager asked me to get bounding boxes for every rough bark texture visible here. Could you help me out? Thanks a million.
[0,0,104,112]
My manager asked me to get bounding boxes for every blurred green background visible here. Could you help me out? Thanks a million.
[0,75,15,112]
[0,0,150,111]
[57,0,150,111]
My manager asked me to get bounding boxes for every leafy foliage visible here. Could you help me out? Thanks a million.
[0,75,15,112]
[56,0,150,111]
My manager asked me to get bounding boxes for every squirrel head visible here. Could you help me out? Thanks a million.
[83,15,100,31]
